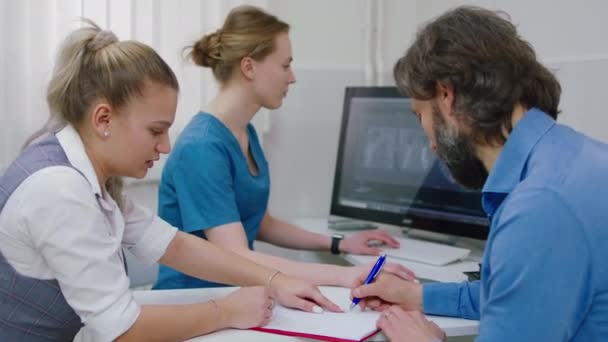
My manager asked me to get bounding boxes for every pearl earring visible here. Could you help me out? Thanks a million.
[103,130,110,137]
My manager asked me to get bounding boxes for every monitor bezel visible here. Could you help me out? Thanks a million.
[329,86,489,240]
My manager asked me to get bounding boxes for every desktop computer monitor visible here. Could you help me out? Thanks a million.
[330,87,489,240]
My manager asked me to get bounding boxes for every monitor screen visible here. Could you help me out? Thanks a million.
[330,87,489,239]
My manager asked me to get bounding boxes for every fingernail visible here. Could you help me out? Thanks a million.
[312,306,323,313]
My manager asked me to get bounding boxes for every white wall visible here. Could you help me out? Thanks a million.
[263,0,608,221]
[0,0,270,287]
[0,0,267,179]
[2,0,607,222]
[414,0,608,139]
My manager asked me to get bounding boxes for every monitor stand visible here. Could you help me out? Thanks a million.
[402,227,460,246]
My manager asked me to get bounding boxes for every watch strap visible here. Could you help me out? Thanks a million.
[331,235,343,255]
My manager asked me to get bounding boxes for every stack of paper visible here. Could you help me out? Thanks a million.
[252,287,381,342]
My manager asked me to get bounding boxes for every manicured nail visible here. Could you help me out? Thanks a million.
[312,306,323,313]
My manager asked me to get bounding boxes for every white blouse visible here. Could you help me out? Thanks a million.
[0,125,177,341]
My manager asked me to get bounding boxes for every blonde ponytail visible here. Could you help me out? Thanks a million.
[25,19,178,210]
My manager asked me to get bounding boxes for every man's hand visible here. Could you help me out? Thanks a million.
[351,272,422,311]
[377,306,446,342]
[345,262,417,288]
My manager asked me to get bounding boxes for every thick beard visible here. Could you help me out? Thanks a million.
[432,105,488,190]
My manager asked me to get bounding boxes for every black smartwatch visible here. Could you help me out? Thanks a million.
[330,233,344,255]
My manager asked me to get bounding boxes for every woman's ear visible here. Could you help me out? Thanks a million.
[240,56,255,80]
[90,101,113,139]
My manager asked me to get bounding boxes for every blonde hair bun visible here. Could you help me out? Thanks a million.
[188,5,289,82]
[191,31,222,68]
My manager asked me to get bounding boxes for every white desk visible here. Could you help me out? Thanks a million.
[291,218,483,283]
[131,217,481,341]
[133,286,479,341]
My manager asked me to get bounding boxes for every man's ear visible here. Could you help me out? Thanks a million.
[240,56,255,80]
[436,83,455,118]
[90,101,113,139]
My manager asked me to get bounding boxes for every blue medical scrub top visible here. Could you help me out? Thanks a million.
[154,112,270,289]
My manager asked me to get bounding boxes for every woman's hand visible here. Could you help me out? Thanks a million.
[339,230,400,255]
[216,286,273,329]
[269,273,343,313]
[377,306,446,342]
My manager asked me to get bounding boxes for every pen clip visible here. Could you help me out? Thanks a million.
[365,254,386,284]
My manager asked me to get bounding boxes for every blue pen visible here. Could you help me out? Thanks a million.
[349,254,387,311]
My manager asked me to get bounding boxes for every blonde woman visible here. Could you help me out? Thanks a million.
[0,21,340,342]
[155,5,414,291]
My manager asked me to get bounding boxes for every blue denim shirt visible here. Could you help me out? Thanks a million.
[423,109,608,341]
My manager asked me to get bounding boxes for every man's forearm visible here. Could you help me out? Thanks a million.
[423,281,480,319]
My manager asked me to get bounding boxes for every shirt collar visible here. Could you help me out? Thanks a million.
[481,108,555,214]
[56,124,102,196]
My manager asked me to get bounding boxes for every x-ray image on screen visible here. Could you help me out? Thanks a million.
[333,93,487,226]
[361,127,434,173]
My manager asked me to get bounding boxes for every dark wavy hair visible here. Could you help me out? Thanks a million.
[394,6,561,145]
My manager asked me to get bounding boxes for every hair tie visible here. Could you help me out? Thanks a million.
[88,30,118,51]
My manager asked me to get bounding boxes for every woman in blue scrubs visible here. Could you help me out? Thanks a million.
[155,5,413,290]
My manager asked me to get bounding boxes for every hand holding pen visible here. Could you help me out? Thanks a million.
[349,254,387,311]
[351,259,423,312]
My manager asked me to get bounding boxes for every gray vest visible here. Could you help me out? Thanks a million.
[0,135,84,341]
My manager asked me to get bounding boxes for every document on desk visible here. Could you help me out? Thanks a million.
[251,286,380,342]
[380,236,471,266]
